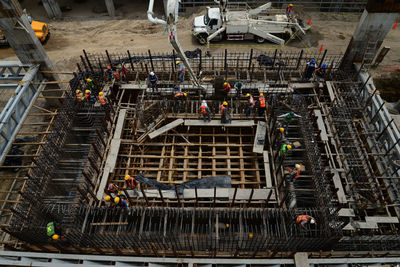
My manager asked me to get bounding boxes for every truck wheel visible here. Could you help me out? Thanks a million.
[255,36,265,43]
[196,34,208,45]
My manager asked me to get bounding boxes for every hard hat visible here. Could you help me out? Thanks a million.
[260,93,263,96]
[107,66,111,69]
[124,174,131,180]
[226,223,230,228]
[76,90,80,94]
[224,82,228,86]
[86,78,92,82]
[150,71,155,76]
[310,218,316,224]
[322,63,327,67]
[287,145,292,150]
[105,195,111,201]
[280,128,284,133]
[295,164,301,169]
[289,111,294,116]
[248,233,253,238]
[311,59,316,64]
[99,91,103,96]
[85,90,90,94]
[246,93,250,97]
[114,197,120,204]
[117,191,122,196]
[176,61,180,64]
[223,101,228,106]
[289,4,293,6]
[52,234,59,240]
[184,92,187,97]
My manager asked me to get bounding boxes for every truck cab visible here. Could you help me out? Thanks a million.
[0,17,50,46]
[192,7,223,44]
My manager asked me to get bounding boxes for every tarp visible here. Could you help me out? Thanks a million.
[135,174,232,195]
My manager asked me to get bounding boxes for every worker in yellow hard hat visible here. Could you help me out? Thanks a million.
[220,101,231,124]
[280,143,292,158]
[176,61,185,82]
[286,3,293,16]
[76,90,83,103]
[258,92,266,116]
[98,91,106,105]
[223,82,231,97]
[114,196,129,208]
[46,222,64,241]
[280,127,285,134]
[86,77,95,90]
[174,91,187,112]
[246,93,255,117]
[85,90,91,101]
[125,174,139,197]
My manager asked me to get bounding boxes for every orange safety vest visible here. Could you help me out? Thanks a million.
[200,105,207,114]
[126,177,136,189]
[249,96,255,107]
[259,96,266,108]
[76,92,82,102]
[114,71,120,80]
[174,93,183,98]
[99,95,106,105]
[220,104,226,115]
[296,215,311,224]
[85,93,90,101]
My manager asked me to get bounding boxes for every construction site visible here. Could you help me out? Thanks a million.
[0,0,400,266]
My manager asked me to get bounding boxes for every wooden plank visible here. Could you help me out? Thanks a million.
[263,151,272,188]
[253,121,267,153]
[114,109,127,138]
[365,216,399,224]
[313,109,329,141]
[107,139,121,172]
[331,170,347,204]
[326,81,336,102]
[184,120,255,127]
[338,208,355,217]
[97,166,111,200]
[149,119,184,139]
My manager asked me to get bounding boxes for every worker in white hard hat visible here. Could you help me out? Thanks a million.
[285,164,302,181]
[296,215,317,230]
[148,71,158,92]
[200,100,211,122]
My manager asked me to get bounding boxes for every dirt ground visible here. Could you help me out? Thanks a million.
[0,1,399,85]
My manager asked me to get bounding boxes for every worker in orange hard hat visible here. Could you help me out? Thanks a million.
[286,3,293,16]
[105,66,113,82]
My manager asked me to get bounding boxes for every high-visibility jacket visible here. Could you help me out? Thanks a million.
[76,92,82,102]
[85,93,90,101]
[117,198,129,208]
[285,114,293,123]
[259,96,266,108]
[296,215,312,224]
[46,222,55,237]
[220,104,226,115]
[248,96,255,107]
[99,95,106,105]
[287,167,301,179]
[174,93,183,98]
[113,71,120,80]
[224,83,231,93]
[126,177,136,189]
[107,183,119,195]
[200,105,208,114]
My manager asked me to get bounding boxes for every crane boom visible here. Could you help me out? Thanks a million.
[147,0,202,88]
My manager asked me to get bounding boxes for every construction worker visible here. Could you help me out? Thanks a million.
[234,81,244,97]
[223,82,231,97]
[280,143,292,157]
[174,91,187,112]
[200,100,211,122]
[285,164,302,181]
[113,70,121,81]
[258,93,266,116]
[85,90,91,101]
[99,92,106,105]
[316,63,327,81]
[305,59,317,80]
[148,71,158,92]
[120,63,128,82]
[296,215,316,230]
[104,194,116,207]
[114,196,129,208]
[46,221,64,241]
[107,183,120,195]
[105,66,113,82]
[220,101,231,124]
[86,78,95,90]
[286,3,293,16]
[246,93,255,117]
[76,90,83,102]
[176,61,185,83]
[124,174,139,196]
[278,111,301,132]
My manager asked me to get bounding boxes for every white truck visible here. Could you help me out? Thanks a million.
[192,2,309,45]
